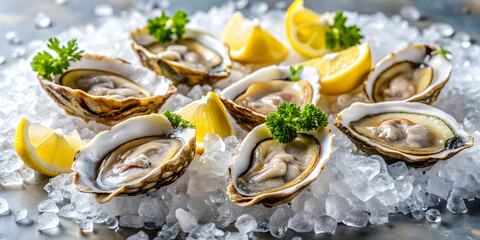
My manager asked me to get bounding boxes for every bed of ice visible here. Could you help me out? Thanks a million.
[1,1,480,239]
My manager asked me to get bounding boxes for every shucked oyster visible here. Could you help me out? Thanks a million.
[72,114,196,203]
[334,102,474,167]
[364,44,452,104]
[38,54,176,125]
[227,123,333,207]
[220,65,321,131]
[130,28,231,86]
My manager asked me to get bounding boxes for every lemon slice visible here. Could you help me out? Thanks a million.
[178,92,235,152]
[14,118,86,177]
[286,0,337,58]
[221,11,288,63]
[298,43,372,95]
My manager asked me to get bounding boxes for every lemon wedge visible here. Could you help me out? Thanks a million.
[221,11,288,63]
[298,43,372,95]
[178,92,235,153]
[14,117,86,177]
[286,0,338,58]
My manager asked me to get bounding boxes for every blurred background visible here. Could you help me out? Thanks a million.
[0,0,479,67]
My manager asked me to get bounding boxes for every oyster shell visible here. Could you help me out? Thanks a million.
[130,28,231,86]
[334,102,474,167]
[227,124,333,207]
[72,114,196,203]
[220,65,321,131]
[38,54,176,125]
[364,44,452,104]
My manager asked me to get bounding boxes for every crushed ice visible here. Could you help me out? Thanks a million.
[0,1,479,238]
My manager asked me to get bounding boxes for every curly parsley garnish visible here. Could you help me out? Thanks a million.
[325,12,363,50]
[290,65,304,82]
[266,102,328,143]
[31,38,83,78]
[162,110,195,129]
[147,10,189,43]
[433,43,451,60]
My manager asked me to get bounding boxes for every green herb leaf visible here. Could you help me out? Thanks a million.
[289,65,304,82]
[162,110,195,129]
[147,10,189,43]
[31,38,83,78]
[325,11,363,50]
[266,102,328,143]
[433,43,451,60]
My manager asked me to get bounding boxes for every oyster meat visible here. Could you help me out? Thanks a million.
[364,44,452,104]
[335,102,474,167]
[38,54,176,125]
[73,114,196,203]
[130,28,231,86]
[221,65,320,131]
[228,123,333,207]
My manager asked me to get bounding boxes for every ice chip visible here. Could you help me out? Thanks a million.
[342,211,369,228]
[5,31,21,45]
[288,212,314,233]
[249,2,268,15]
[269,208,292,238]
[119,214,144,229]
[313,215,336,234]
[387,161,408,179]
[14,208,33,225]
[235,214,257,234]
[426,209,441,223]
[235,0,249,9]
[127,230,149,240]
[430,23,454,37]
[37,212,59,231]
[38,199,59,213]
[186,84,204,100]
[399,6,421,21]
[34,12,52,28]
[138,197,168,224]
[203,134,226,153]
[175,208,198,233]
[95,4,114,17]
[106,217,119,230]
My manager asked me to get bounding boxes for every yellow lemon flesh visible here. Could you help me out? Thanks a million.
[286,0,338,58]
[298,43,372,95]
[221,11,288,63]
[14,117,85,177]
[178,92,236,152]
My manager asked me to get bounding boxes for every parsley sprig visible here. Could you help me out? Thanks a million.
[147,10,189,43]
[266,102,328,143]
[31,38,83,78]
[289,65,304,82]
[325,12,363,50]
[162,110,195,129]
[433,43,451,60]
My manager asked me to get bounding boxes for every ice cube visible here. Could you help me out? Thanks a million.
[175,208,198,233]
[106,217,119,231]
[186,85,204,100]
[387,161,408,179]
[430,23,454,37]
[37,212,59,231]
[325,195,350,221]
[1,171,23,189]
[156,222,180,240]
[255,222,269,233]
[5,31,21,45]
[313,215,336,234]
[127,230,149,240]
[235,214,257,234]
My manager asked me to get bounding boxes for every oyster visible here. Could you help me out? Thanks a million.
[130,28,231,86]
[38,54,176,125]
[334,102,474,167]
[220,65,321,131]
[227,123,333,207]
[72,114,196,203]
[364,44,452,104]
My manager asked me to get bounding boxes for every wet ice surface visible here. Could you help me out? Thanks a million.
[0,1,480,238]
